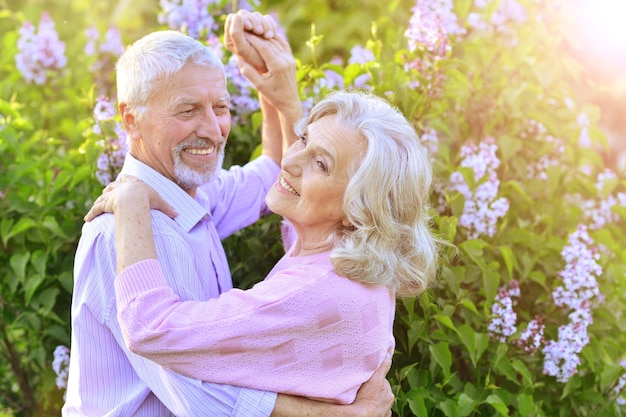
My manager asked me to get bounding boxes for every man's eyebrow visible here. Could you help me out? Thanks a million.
[173,99,199,108]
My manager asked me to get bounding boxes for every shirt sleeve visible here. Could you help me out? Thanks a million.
[115,259,393,404]
[199,155,280,240]
[81,220,276,417]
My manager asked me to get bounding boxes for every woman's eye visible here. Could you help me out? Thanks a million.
[316,160,327,172]
[299,134,307,145]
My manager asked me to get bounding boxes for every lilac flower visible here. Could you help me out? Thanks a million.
[84,26,124,58]
[419,126,439,156]
[487,280,520,343]
[100,27,124,56]
[520,120,564,180]
[405,0,465,54]
[52,345,70,395]
[542,225,603,382]
[224,56,259,124]
[92,97,128,185]
[348,45,375,65]
[84,26,100,56]
[467,0,527,42]
[515,316,545,354]
[96,127,128,186]
[449,137,509,239]
[93,96,117,122]
[575,169,623,230]
[542,320,587,382]
[490,0,527,32]
[159,0,219,40]
[206,34,224,60]
[15,13,67,85]
[84,26,124,95]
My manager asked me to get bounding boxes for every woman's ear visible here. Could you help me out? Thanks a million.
[119,103,141,140]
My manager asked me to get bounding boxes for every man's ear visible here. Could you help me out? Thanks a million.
[119,103,141,140]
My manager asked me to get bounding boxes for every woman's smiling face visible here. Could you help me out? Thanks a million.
[266,114,366,243]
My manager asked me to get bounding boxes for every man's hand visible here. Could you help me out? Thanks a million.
[270,351,395,417]
[350,350,395,417]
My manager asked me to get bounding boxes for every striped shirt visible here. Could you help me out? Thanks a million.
[62,154,279,417]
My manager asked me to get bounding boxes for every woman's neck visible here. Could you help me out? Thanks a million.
[292,239,333,257]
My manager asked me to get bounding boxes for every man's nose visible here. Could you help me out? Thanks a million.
[197,109,222,139]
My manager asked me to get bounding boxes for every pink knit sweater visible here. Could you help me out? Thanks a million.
[114,249,395,404]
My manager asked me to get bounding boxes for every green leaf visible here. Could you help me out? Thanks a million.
[495,352,520,385]
[438,398,459,417]
[516,393,535,416]
[24,273,45,305]
[457,392,477,416]
[10,252,30,281]
[484,394,510,416]
[430,342,452,379]
[407,389,429,417]
[35,287,59,313]
[30,249,47,275]
[496,245,517,279]
[434,314,457,333]
[3,217,36,245]
[43,215,70,239]
[497,135,523,164]
[511,358,534,387]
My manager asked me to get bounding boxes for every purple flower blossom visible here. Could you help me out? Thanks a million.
[224,56,259,124]
[92,97,128,185]
[405,0,465,55]
[419,127,439,156]
[15,12,67,85]
[449,137,509,239]
[542,320,587,382]
[515,316,545,354]
[552,225,602,311]
[574,169,623,229]
[96,127,128,186]
[488,280,520,343]
[468,0,527,42]
[542,225,603,382]
[93,95,117,122]
[159,0,221,40]
[520,120,564,180]
[348,45,375,65]
[52,345,70,395]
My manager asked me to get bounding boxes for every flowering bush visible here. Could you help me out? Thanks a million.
[1,0,625,415]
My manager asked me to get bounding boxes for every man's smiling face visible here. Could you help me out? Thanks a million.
[130,62,231,193]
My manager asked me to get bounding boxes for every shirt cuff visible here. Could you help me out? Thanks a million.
[232,388,277,417]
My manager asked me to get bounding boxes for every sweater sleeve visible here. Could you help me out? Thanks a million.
[115,259,395,404]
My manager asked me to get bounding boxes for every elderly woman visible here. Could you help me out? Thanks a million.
[88,91,439,405]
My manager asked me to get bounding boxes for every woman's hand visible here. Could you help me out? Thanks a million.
[84,176,177,222]
[224,10,277,73]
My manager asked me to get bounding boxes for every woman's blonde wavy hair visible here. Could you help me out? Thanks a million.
[296,90,439,298]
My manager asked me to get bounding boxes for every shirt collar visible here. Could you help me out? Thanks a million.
[119,154,209,232]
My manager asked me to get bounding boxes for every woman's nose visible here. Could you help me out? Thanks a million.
[281,148,303,176]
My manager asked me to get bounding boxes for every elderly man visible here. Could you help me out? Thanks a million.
[63,11,393,417]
